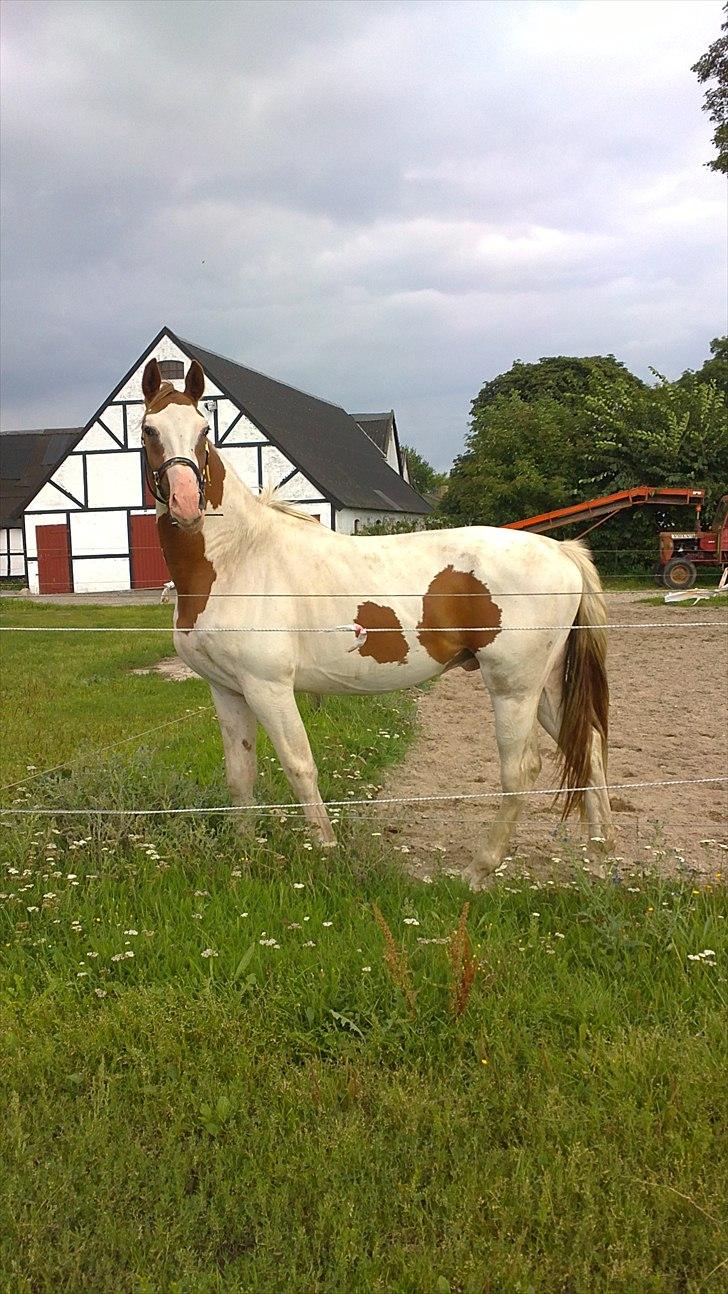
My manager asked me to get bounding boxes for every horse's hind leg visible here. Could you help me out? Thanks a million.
[210,684,258,837]
[537,671,614,850]
[464,691,542,891]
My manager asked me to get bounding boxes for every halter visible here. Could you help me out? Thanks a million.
[142,442,211,514]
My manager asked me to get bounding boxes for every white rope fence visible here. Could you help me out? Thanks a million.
[8,585,723,596]
[2,775,727,817]
[0,620,725,633]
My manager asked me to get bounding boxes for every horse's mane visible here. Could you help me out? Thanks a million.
[256,484,318,523]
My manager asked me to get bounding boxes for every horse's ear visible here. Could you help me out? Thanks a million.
[184,360,205,403]
[142,358,161,403]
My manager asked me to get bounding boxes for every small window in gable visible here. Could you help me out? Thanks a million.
[158,360,184,381]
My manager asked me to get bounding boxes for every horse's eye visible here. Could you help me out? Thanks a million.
[143,425,158,438]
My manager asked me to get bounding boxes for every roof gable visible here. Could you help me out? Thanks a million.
[172,334,430,515]
[0,428,83,527]
[352,413,394,455]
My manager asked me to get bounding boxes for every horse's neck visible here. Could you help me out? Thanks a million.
[202,447,259,560]
[155,445,261,573]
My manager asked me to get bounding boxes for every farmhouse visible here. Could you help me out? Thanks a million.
[1,327,430,593]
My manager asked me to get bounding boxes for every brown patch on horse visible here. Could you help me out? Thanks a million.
[355,602,409,665]
[146,386,199,414]
[204,445,225,509]
[142,358,162,403]
[417,566,501,664]
[158,514,217,631]
[185,359,205,402]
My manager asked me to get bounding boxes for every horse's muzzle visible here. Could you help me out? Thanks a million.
[165,462,205,527]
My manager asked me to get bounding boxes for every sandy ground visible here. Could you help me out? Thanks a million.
[377,594,728,883]
[132,657,198,682]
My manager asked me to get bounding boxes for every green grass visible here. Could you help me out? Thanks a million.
[1,600,727,1292]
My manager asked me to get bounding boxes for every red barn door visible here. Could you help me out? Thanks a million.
[130,514,169,589]
[37,523,72,593]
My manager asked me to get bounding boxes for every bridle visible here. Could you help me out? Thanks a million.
[142,442,211,516]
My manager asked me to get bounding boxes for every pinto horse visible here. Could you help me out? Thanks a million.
[141,358,612,888]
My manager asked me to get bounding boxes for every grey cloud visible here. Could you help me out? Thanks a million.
[0,0,723,469]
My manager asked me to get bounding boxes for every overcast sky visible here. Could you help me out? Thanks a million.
[0,0,724,467]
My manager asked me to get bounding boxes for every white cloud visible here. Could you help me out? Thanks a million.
[0,0,723,468]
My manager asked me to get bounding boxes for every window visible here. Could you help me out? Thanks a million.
[353,519,361,534]
[158,360,184,381]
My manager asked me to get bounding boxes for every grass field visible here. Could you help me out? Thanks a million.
[1,599,727,1292]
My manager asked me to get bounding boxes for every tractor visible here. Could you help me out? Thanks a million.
[657,492,728,590]
[504,486,728,590]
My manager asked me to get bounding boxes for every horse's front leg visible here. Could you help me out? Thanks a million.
[210,684,258,837]
[243,678,336,847]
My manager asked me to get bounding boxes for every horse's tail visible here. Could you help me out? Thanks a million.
[557,539,609,819]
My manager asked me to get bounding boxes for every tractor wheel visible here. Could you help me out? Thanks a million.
[662,556,697,590]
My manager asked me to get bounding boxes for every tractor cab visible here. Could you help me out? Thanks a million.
[659,493,728,590]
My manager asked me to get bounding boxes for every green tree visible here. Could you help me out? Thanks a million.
[471,354,643,417]
[445,354,641,527]
[692,12,728,174]
[443,395,589,527]
[402,445,447,497]
[585,370,728,512]
[688,336,728,396]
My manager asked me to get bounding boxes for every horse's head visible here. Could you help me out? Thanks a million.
[141,358,209,531]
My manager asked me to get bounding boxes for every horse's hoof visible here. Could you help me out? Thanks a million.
[463,866,490,892]
[587,835,616,859]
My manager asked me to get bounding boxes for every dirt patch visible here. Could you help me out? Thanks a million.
[132,656,197,682]
[378,594,727,884]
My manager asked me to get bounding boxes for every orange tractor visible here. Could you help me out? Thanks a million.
[504,486,728,590]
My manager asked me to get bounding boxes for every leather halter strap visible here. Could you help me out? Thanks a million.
[142,444,210,512]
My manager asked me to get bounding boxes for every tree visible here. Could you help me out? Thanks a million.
[690,336,728,396]
[443,352,727,575]
[470,354,643,417]
[443,395,589,527]
[692,12,728,174]
[402,444,447,497]
[585,370,728,512]
[445,354,642,527]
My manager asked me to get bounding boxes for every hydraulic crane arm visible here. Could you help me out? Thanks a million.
[503,487,705,536]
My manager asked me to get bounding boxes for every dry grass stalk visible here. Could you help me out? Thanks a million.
[448,901,478,1018]
[372,903,417,1016]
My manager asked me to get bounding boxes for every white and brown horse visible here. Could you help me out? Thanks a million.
[141,358,612,888]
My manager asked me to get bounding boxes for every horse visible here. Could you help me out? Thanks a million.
[140,357,612,888]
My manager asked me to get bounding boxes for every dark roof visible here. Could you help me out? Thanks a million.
[175,334,430,515]
[0,428,82,527]
[352,412,394,455]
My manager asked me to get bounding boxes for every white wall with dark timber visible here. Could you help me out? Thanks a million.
[22,331,332,592]
[0,526,25,577]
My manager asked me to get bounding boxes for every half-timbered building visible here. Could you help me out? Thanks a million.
[4,327,430,592]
